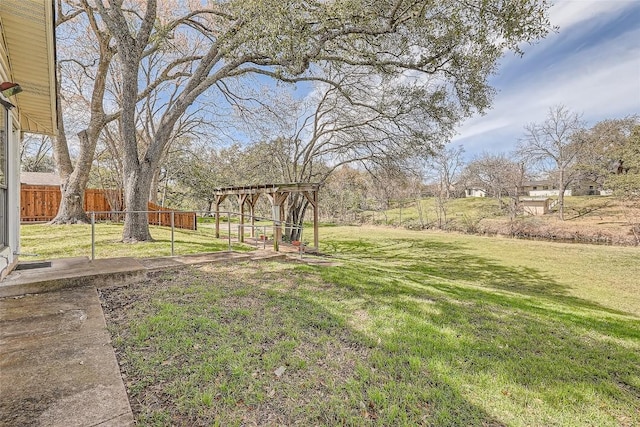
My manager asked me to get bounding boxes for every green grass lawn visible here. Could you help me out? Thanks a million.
[364,195,629,228]
[374,195,620,222]
[100,225,640,426]
[363,196,503,226]
[20,223,254,260]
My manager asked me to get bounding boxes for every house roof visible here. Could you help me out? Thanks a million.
[522,180,555,187]
[520,197,551,202]
[20,171,60,186]
[0,0,57,135]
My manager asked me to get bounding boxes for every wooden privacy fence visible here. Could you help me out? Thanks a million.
[21,185,112,222]
[147,202,197,230]
[20,184,197,230]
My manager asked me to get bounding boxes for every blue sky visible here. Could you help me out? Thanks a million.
[453,0,640,158]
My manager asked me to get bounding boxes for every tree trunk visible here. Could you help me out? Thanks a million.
[50,20,114,224]
[52,177,90,224]
[557,169,565,220]
[50,129,96,224]
[49,62,86,224]
[416,198,424,228]
[557,190,565,220]
[149,168,160,204]
[122,163,154,242]
[286,195,308,241]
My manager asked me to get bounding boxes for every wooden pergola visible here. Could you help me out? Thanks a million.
[212,183,320,251]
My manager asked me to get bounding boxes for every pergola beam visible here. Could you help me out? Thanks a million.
[213,183,320,197]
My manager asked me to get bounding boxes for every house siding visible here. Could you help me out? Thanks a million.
[0,103,20,278]
[0,0,57,278]
[0,29,10,83]
[466,188,486,198]
[529,189,572,197]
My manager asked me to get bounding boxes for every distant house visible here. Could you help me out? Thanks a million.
[521,197,553,216]
[571,178,602,196]
[465,187,486,198]
[0,1,58,278]
[521,180,570,197]
[521,179,604,197]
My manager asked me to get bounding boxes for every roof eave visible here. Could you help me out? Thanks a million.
[0,0,58,135]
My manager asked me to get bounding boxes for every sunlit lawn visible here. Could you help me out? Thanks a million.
[20,222,255,260]
[100,225,640,426]
[364,196,502,226]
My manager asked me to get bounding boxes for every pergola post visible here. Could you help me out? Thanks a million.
[266,191,288,252]
[214,195,227,238]
[237,194,248,243]
[247,194,260,238]
[303,189,319,250]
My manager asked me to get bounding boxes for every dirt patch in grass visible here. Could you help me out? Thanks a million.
[100,265,374,426]
[493,198,639,245]
[478,215,639,246]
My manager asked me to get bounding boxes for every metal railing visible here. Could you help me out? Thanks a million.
[88,210,304,261]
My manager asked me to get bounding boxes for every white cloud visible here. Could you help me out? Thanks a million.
[550,0,637,30]
[453,1,640,157]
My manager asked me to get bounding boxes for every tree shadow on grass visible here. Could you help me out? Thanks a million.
[140,238,251,253]
[373,290,640,425]
[323,237,633,318]
[289,259,640,425]
[274,259,640,426]
[101,266,508,427]
[102,255,640,426]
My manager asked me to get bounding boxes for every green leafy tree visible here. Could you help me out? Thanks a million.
[321,166,371,223]
[577,116,639,186]
[168,143,247,212]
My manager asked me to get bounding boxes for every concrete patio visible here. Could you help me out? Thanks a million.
[0,251,287,426]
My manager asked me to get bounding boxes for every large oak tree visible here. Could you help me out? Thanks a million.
[51,0,117,224]
[69,0,551,241]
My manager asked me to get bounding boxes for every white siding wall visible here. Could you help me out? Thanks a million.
[0,107,20,279]
[0,26,21,278]
[466,188,486,198]
[529,189,572,197]
[0,2,57,278]
[8,115,20,257]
